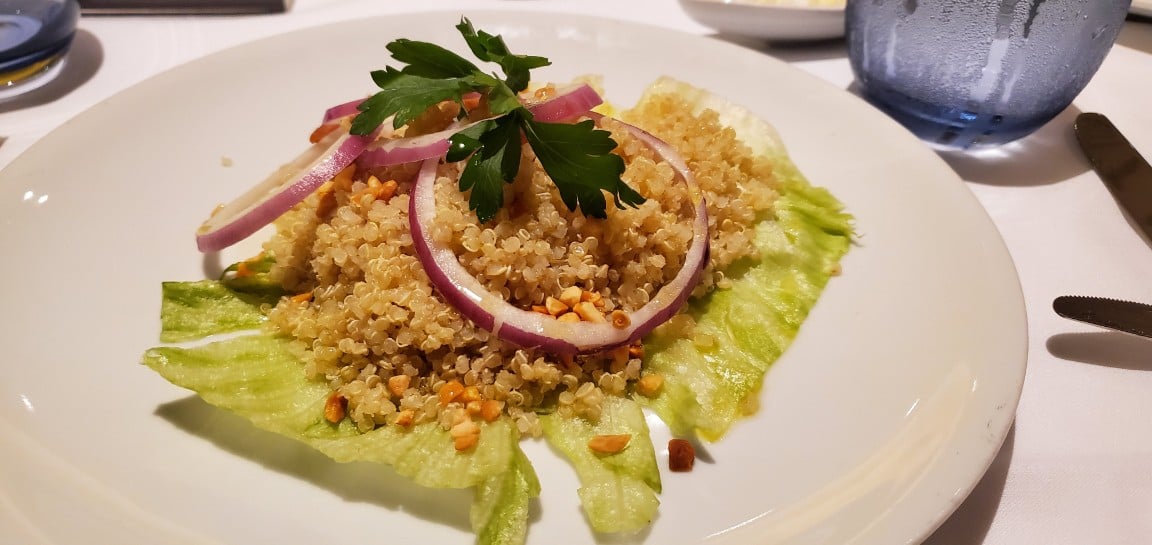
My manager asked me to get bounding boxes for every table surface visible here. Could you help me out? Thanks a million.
[2,1,1150,543]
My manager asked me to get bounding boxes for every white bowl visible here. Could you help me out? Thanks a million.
[680,0,846,41]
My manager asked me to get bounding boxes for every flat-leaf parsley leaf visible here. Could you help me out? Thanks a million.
[351,17,646,222]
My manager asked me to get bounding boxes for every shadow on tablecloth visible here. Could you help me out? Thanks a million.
[1047,331,1152,371]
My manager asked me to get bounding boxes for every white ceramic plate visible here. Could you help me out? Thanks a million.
[1132,0,1152,17]
[0,11,1025,545]
[679,0,846,41]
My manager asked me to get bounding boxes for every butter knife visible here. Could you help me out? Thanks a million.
[1074,112,1152,243]
[1053,295,1152,339]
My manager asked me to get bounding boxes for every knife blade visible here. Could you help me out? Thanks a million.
[1053,295,1152,339]
[1074,112,1152,243]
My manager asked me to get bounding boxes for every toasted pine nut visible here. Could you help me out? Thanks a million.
[532,305,550,314]
[588,434,631,454]
[466,400,483,415]
[395,409,415,427]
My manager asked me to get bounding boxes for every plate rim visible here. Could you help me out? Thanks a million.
[0,9,1027,545]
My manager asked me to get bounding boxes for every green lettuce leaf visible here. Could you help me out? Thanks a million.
[142,334,515,489]
[158,280,280,342]
[540,396,660,533]
[471,448,541,545]
[641,161,853,441]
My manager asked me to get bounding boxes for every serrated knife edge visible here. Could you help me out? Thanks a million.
[1053,295,1152,339]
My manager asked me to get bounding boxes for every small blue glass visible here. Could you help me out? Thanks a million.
[0,0,80,99]
[846,0,1131,150]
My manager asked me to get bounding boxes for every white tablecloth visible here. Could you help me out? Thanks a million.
[2,1,1151,543]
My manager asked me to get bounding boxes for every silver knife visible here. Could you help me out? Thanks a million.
[1074,113,1152,242]
[1053,295,1152,339]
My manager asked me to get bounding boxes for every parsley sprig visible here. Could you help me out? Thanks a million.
[350,18,646,222]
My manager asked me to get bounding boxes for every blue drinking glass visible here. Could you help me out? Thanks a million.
[0,0,80,99]
[846,0,1131,150]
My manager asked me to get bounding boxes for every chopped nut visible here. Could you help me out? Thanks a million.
[459,385,482,403]
[439,380,465,406]
[466,400,483,415]
[235,261,253,278]
[588,434,632,454]
[290,291,313,304]
[545,296,569,316]
[636,374,664,397]
[323,393,347,424]
[557,312,582,323]
[378,178,399,202]
[387,374,410,397]
[610,345,630,367]
[581,290,604,307]
[609,310,630,329]
[450,418,479,438]
[454,433,479,451]
[531,305,550,314]
[479,399,504,422]
[309,123,340,143]
[573,301,606,323]
[394,409,415,427]
[628,343,644,359]
[668,439,695,472]
[559,286,583,308]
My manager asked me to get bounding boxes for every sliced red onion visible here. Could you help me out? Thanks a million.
[409,114,709,355]
[524,83,603,122]
[322,98,365,125]
[357,119,485,169]
[196,127,372,253]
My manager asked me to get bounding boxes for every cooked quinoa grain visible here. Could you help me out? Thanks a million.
[263,87,780,436]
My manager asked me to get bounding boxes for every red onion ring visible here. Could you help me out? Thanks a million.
[357,119,485,169]
[408,115,709,355]
[322,98,365,125]
[524,83,603,122]
[196,127,372,253]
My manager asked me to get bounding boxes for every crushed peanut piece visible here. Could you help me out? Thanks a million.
[454,433,479,451]
[315,180,338,218]
[309,123,340,144]
[531,305,550,314]
[395,409,415,427]
[460,385,482,403]
[323,393,347,424]
[610,345,630,367]
[545,296,569,316]
[609,310,630,329]
[559,286,583,308]
[573,301,605,323]
[588,434,632,454]
[628,343,644,359]
[581,290,603,306]
[668,439,696,472]
[636,374,664,397]
[387,374,410,397]
[466,400,483,415]
[290,292,313,304]
[557,312,581,323]
[480,399,503,422]
[439,380,465,406]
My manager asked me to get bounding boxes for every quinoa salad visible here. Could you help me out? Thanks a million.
[143,18,853,545]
